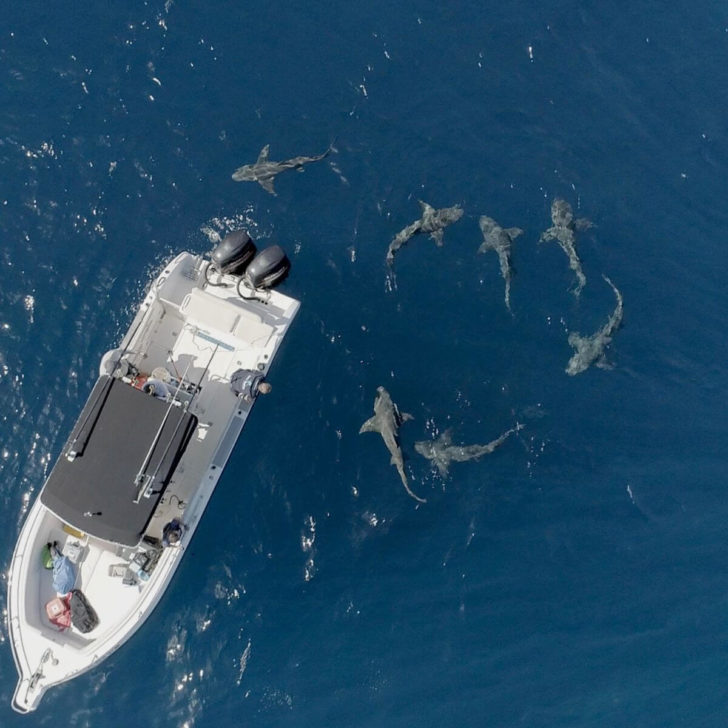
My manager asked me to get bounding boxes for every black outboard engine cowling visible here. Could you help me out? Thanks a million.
[211,230,257,275]
[245,245,290,289]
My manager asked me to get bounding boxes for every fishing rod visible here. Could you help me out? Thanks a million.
[134,343,219,502]
[132,361,191,503]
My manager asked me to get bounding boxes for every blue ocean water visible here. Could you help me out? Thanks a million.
[1,1,727,725]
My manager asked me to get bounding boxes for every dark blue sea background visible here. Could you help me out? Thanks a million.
[1,2,727,726]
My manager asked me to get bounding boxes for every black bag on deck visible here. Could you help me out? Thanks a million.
[69,589,99,633]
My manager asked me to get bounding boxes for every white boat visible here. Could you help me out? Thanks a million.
[7,233,300,713]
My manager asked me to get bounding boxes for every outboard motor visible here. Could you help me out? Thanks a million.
[210,230,257,275]
[244,245,290,290]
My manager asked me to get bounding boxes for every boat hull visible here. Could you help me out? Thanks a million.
[7,251,299,712]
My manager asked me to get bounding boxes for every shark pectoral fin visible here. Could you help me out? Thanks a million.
[596,355,613,370]
[296,167,305,172]
[359,416,379,434]
[567,332,582,347]
[435,460,450,478]
[393,405,413,426]
[539,229,556,243]
[259,178,276,195]
[506,227,524,239]
[431,230,444,246]
[257,144,270,163]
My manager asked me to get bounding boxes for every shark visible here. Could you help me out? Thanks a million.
[231,144,331,195]
[414,424,523,477]
[478,215,523,313]
[566,275,624,375]
[359,386,426,503]
[386,200,464,264]
[539,198,594,297]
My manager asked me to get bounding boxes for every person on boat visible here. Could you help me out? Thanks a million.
[230,368,272,402]
[46,542,76,595]
[141,378,170,400]
[162,518,185,547]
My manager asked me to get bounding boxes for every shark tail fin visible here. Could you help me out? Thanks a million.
[359,416,380,434]
[602,274,623,305]
[403,480,427,504]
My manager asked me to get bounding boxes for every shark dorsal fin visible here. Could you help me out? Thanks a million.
[257,144,270,163]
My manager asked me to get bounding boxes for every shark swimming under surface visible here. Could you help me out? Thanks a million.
[565,275,624,375]
[415,424,524,477]
[232,144,331,195]
[539,198,594,297]
[359,386,426,503]
[478,215,523,313]
[386,200,463,264]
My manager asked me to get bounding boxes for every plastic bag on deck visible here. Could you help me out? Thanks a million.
[51,553,76,594]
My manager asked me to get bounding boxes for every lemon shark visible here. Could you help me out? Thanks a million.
[360,387,426,503]
[539,198,594,297]
[478,215,523,313]
[232,144,331,195]
[386,200,463,264]
[566,275,624,375]
[415,424,523,477]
